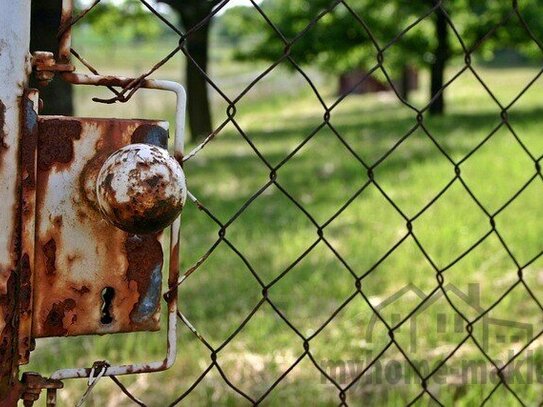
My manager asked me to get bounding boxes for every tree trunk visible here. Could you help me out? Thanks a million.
[399,66,411,102]
[429,7,449,116]
[179,12,213,141]
[157,0,216,141]
[30,0,74,115]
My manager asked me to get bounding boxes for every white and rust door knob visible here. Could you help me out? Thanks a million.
[96,143,187,234]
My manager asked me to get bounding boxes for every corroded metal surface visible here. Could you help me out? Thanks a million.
[32,117,169,337]
[31,51,74,87]
[18,89,39,364]
[20,372,63,407]
[0,0,31,403]
[58,0,73,64]
[32,0,186,383]
[96,143,186,234]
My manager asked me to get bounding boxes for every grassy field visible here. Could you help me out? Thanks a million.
[24,41,543,406]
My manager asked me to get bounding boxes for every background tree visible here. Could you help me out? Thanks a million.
[83,0,164,44]
[226,0,543,115]
[429,5,449,115]
[428,0,543,114]
[213,5,256,48]
[227,0,429,102]
[31,0,543,121]
[158,0,223,141]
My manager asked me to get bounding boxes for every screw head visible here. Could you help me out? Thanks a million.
[96,144,186,234]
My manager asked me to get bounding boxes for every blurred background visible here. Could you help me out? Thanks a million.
[25,0,543,405]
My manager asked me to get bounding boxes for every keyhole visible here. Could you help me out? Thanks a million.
[100,287,115,324]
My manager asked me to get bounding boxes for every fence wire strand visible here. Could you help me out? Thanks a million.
[51,0,543,405]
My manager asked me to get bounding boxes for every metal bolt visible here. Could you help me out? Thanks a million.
[32,51,56,86]
[21,372,63,407]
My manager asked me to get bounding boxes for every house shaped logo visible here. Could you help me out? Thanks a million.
[365,283,533,353]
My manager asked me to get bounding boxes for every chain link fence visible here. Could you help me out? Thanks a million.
[28,0,543,405]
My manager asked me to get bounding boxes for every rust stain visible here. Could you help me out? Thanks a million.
[21,93,38,189]
[169,242,179,288]
[18,254,33,365]
[43,299,76,337]
[79,120,147,212]
[42,239,57,276]
[79,151,113,212]
[71,285,90,295]
[19,254,32,316]
[37,118,82,171]
[52,215,62,227]
[128,196,180,235]
[0,100,8,151]
[18,90,39,364]
[144,175,162,188]
[174,152,184,165]
[0,269,19,398]
[63,73,141,89]
[125,234,163,326]
[58,0,73,63]
[102,188,180,235]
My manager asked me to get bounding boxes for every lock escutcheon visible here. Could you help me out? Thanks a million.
[32,117,177,338]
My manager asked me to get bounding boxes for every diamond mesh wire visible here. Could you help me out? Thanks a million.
[42,0,543,405]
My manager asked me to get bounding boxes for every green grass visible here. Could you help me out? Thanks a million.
[24,51,543,406]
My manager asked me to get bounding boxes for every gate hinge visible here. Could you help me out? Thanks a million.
[31,51,75,87]
[21,372,63,407]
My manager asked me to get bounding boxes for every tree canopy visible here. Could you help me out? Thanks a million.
[225,0,543,73]
[219,0,543,113]
[80,0,171,43]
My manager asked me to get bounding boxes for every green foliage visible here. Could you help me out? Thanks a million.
[224,0,543,75]
[79,0,172,43]
[156,0,223,28]
[458,0,543,61]
[225,0,432,75]
[214,5,257,47]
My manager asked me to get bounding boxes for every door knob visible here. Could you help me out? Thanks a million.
[96,143,186,234]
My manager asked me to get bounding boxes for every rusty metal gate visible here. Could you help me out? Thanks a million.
[1,0,543,406]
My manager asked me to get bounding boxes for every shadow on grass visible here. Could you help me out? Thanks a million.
[178,103,543,344]
[187,105,543,218]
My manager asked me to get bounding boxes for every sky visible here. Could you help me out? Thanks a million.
[217,0,262,14]
[223,0,253,7]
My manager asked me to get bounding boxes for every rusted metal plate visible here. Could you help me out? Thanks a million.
[32,117,169,338]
